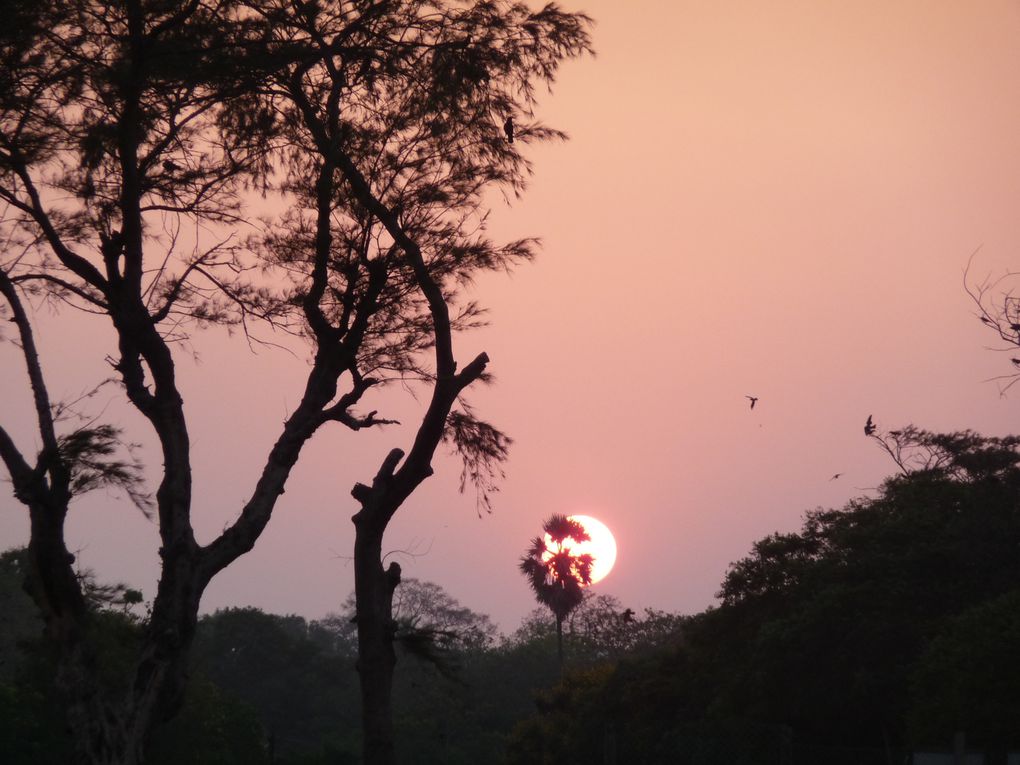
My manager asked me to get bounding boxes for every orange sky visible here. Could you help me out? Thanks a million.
[2,1,1019,631]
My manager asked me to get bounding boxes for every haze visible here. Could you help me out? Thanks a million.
[2,0,1018,632]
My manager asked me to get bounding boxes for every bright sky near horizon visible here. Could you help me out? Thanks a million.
[2,1,1019,632]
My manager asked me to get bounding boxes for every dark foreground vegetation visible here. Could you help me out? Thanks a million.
[3,428,1019,764]
[0,2,590,761]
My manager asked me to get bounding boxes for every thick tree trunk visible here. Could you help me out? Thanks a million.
[21,475,202,764]
[53,566,201,765]
[48,622,131,765]
[353,521,401,765]
[22,496,130,764]
[345,358,490,765]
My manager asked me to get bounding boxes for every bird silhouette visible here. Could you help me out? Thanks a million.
[503,116,514,143]
[830,473,842,481]
[864,415,876,436]
[745,395,758,410]
[162,159,182,173]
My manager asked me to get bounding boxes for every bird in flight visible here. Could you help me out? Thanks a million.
[503,116,514,143]
[864,415,876,436]
[745,395,758,410]
[830,473,842,481]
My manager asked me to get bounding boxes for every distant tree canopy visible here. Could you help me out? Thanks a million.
[326,577,498,657]
[5,428,1019,764]
[509,593,687,664]
[907,589,1020,748]
[0,566,585,765]
[506,428,1020,764]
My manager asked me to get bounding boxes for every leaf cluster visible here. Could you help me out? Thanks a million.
[519,514,594,624]
[57,423,153,518]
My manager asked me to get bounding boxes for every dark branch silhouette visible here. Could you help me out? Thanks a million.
[964,249,1020,394]
[867,424,1020,481]
[0,2,592,763]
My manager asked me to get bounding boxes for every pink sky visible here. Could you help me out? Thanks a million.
[2,1,1019,631]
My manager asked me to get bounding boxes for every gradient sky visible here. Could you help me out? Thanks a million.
[2,1,1019,632]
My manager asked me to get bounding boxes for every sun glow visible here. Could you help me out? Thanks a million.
[543,515,617,585]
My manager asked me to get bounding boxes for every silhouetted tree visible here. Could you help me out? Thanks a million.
[965,252,1020,393]
[519,515,594,670]
[507,429,1020,763]
[0,2,309,759]
[714,428,1020,754]
[328,578,497,659]
[0,1,591,763]
[0,552,271,765]
[510,594,687,665]
[866,424,1020,480]
[240,4,592,762]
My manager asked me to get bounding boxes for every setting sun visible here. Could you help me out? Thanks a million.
[543,515,617,585]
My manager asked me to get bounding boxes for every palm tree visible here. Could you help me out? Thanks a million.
[519,514,595,669]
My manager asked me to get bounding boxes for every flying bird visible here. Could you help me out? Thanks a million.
[745,395,758,410]
[503,116,514,143]
[864,415,876,436]
[830,473,843,481]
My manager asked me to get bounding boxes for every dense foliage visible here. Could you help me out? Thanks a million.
[505,429,1020,764]
[4,428,1018,763]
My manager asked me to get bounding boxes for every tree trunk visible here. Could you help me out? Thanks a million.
[23,496,203,765]
[60,578,200,765]
[353,517,401,765]
[556,615,564,673]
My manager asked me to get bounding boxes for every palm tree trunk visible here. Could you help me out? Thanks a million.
[556,615,564,673]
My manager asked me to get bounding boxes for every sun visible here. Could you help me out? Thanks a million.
[543,514,617,585]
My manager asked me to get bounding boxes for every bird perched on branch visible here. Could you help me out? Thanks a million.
[503,116,514,143]
[864,415,876,436]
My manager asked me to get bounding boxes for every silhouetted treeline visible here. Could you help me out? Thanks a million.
[507,429,1020,764]
[4,428,1018,764]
